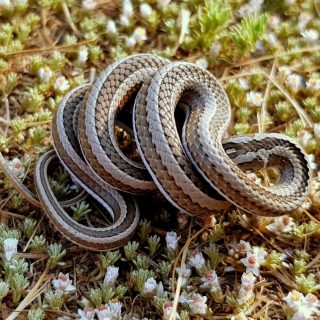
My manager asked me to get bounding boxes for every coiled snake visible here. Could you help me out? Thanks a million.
[0,54,311,250]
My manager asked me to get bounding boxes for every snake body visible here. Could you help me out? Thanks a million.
[1,54,311,250]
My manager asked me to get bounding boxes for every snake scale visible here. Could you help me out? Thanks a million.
[0,54,311,250]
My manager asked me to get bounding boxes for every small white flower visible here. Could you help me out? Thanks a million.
[77,46,89,65]
[266,216,295,234]
[122,0,133,18]
[210,42,221,55]
[237,240,252,255]
[308,154,317,171]
[126,36,136,48]
[132,27,147,42]
[78,307,95,320]
[314,123,320,140]
[120,14,130,27]
[238,0,264,17]
[269,15,281,29]
[284,291,319,320]
[286,73,304,93]
[52,273,76,293]
[239,78,250,90]
[265,32,278,47]
[54,76,70,94]
[157,0,171,9]
[240,246,267,276]
[255,40,264,53]
[246,91,263,107]
[108,301,122,319]
[162,301,180,320]
[283,290,305,309]
[103,266,119,286]
[195,57,208,70]
[297,130,312,148]
[291,310,311,320]
[238,272,256,304]
[82,0,96,10]
[179,290,189,304]
[278,66,292,82]
[96,305,112,320]
[301,29,319,41]
[0,0,11,9]
[231,312,253,320]
[306,78,320,92]
[298,12,313,32]
[188,251,205,270]
[38,66,53,83]
[165,231,179,251]
[7,158,25,178]
[3,238,18,261]
[140,3,152,18]
[200,270,221,293]
[142,277,157,297]
[188,293,207,315]
[176,266,191,287]
[107,20,117,34]
[304,293,319,310]
[238,4,254,17]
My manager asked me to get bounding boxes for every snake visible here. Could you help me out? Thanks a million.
[0,54,311,251]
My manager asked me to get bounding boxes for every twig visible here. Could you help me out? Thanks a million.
[7,266,51,320]
[61,1,81,37]
[169,223,209,320]
[259,59,276,133]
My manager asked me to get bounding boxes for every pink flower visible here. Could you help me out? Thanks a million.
[52,273,75,293]
[188,251,205,270]
[78,307,95,320]
[188,293,207,315]
[240,247,267,276]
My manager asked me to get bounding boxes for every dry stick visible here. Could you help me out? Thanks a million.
[314,0,320,18]
[25,120,52,127]
[23,215,44,252]
[173,6,191,54]
[7,266,50,320]
[0,252,48,259]
[169,224,209,320]
[306,251,320,270]
[232,43,320,69]
[259,60,277,134]
[41,9,54,46]
[0,209,29,220]
[61,1,81,37]
[3,95,10,135]
[3,38,99,57]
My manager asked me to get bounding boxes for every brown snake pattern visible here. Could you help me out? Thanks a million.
[0,54,311,251]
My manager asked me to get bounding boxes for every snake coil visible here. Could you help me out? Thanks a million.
[1,54,311,250]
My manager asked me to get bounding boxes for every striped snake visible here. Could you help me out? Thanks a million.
[0,54,310,250]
